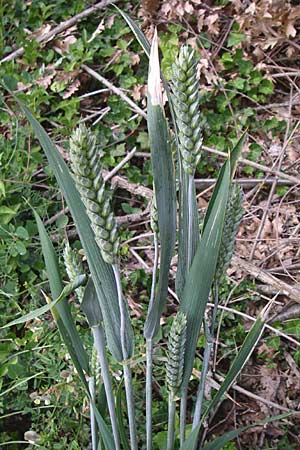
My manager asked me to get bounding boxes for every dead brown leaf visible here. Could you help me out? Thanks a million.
[63,79,80,99]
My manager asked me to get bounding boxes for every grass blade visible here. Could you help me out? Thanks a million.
[201,412,293,450]
[182,412,292,450]
[113,5,150,57]
[180,159,231,389]
[202,315,266,422]
[2,274,86,329]
[12,96,133,362]
[144,29,176,339]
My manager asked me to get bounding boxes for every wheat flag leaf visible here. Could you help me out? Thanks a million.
[180,157,231,389]
[144,29,177,340]
[12,96,133,362]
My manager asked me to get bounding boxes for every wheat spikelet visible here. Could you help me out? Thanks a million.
[69,124,119,265]
[63,242,85,302]
[166,311,187,394]
[215,184,244,281]
[171,46,202,175]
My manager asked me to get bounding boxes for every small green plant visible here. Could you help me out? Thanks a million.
[3,13,293,450]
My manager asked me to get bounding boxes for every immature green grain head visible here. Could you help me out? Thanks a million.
[63,242,85,302]
[215,184,244,282]
[171,46,202,175]
[166,311,187,394]
[69,124,119,265]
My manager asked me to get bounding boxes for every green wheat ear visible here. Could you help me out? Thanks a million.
[166,311,187,395]
[215,184,244,282]
[63,242,85,303]
[171,46,202,176]
[69,124,119,265]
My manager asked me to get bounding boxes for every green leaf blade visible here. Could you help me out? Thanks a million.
[180,160,231,388]
[144,32,176,339]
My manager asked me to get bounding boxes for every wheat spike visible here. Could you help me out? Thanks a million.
[215,184,244,281]
[171,46,202,175]
[69,124,119,265]
[166,311,187,394]
[63,242,85,302]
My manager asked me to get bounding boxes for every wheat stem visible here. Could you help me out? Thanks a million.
[181,175,193,446]
[123,364,138,450]
[88,376,97,450]
[167,393,176,450]
[192,322,213,430]
[180,391,187,447]
[146,231,159,450]
[192,284,218,432]
[112,263,138,450]
[146,338,153,450]
[187,174,194,269]
[92,325,121,450]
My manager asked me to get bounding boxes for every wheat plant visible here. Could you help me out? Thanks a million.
[6,13,294,450]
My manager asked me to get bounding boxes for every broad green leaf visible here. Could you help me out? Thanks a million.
[227,32,246,47]
[202,316,265,422]
[13,97,133,362]
[1,274,86,329]
[180,159,231,388]
[144,30,176,339]
[201,413,292,450]
[33,208,90,373]
[0,205,19,224]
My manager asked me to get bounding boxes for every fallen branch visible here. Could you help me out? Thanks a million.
[232,255,300,303]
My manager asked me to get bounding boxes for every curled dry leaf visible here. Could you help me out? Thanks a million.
[63,79,80,99]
